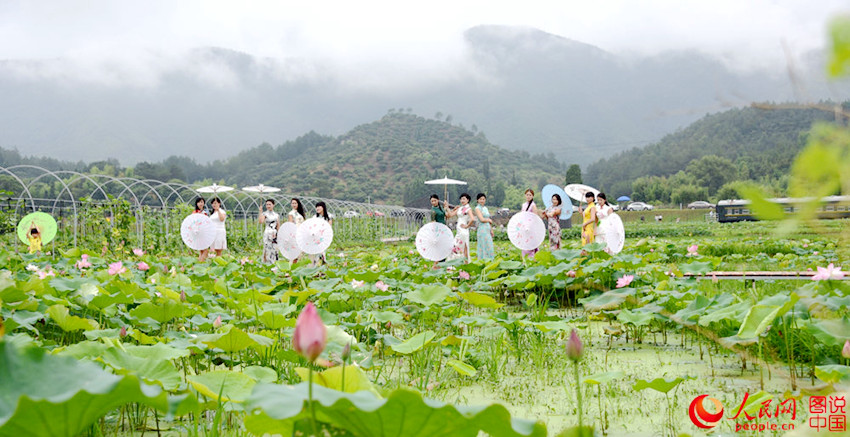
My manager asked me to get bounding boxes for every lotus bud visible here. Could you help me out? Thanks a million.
[565,329,583,361]
[119,326,127,338]
[342,342,352,363]
[180,290,187,302]
[843,340,850,359]
[213,315,222,328]
[292,302,327,362]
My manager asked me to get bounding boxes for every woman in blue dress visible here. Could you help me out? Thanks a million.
[473,193,495,260]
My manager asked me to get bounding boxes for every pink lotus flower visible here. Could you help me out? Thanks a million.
[375,281,389,292]
[240,257,251,265]
[38,268,55,279]
[351,279,365,289]
[567,270,576,278]
[119,326,127,338]
[459,271,471,280]
[293,302,327,362]
[803,243,809,248]
[814,251,819,256]
[133,248,145,257]
[565,329,583,361]
[213,315,222,328]
[616,275,634,288]
[108,262,127,275]
[843,340,850,359]
[686,244,698,256]
[812,263,845,281]
[75,254,92,269]
[137,262,149,271]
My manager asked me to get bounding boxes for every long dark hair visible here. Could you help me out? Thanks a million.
[315,201,330,221]
[430,194,444,212]
[596,192,608,206]
[525,189,535,211]
[291,198,306,218]
[194,197,206,212]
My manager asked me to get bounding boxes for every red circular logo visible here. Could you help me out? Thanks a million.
[689,394,724,429]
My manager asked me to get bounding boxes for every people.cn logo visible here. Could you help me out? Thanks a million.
[689,395,724,429]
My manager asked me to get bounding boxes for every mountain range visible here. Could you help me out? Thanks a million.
[2,25,848,168]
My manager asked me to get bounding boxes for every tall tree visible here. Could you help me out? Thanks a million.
[565,164,582,185]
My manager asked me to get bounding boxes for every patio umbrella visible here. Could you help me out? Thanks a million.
[197,184,235,194]
[276,222,302,261]
[507,211,546,251]
[541,184,570,219]
[564,184,601,203]
[617,195,631,202]
[415,222,454,261]
[242,184,281,194]
[180,214,216,250]
[296,217,334,255]
[17,212,57,245]
[424,176,467,205]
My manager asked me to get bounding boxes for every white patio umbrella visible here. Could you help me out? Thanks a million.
[424,176,467,205]
[197,183,235,194]
[242,184,281,194]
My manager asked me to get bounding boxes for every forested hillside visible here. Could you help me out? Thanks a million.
[585,105,841,203]
[0,113,566,206]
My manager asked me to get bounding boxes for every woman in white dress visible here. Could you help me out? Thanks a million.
[521,189,539,257]
[594,193,620,254]
[288,198,306,226]
[258,199,280,264]
[194,197,210,262]
[310,201,334,266]
[209,197,227,257]
[447,193,474,263]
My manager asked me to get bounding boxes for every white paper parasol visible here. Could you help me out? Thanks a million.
[507,211,546,251]
[180,214,216,250]
[415,222,454,261]
[296,217,334,255]
[424,176,467,204]
[565,184,601,203]
[597,213,625,254]
[242,184,281,194]
[276,222,302,260]
[541,184,570,219]
[197,184,235,194]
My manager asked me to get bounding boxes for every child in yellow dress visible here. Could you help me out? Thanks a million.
[27,222,42,254]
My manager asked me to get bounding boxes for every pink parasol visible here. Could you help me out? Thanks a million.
[180,214,216,250]
[296,217,334,255]
[507,211,546,251]
[415,222,454,261]
[276,222,302,260]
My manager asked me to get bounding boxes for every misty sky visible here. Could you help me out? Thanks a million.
[1,0,848,90]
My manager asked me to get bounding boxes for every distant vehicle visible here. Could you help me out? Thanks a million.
[343,210,359,218]
[687,201,714,209]
[496,208,511,216]
[366,211,385,217]
[717,196,850,223]
[626,202,653,211]
[389,209,407,217]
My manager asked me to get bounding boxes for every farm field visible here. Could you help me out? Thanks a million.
[0,219,848,437]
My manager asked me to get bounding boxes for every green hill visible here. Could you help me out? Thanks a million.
[584,105,841,201]
[146,113,566,205]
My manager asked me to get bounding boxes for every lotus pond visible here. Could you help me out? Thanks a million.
[0,220,848,437]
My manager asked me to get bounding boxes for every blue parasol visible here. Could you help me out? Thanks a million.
[541,184,570,219]
[617,196,631,202]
